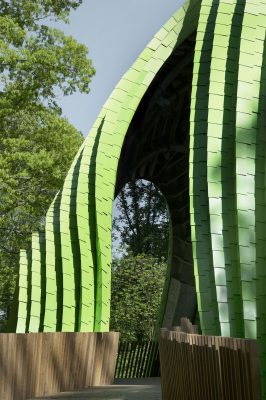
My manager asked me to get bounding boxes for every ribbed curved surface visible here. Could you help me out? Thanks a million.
[9,0,266,396]
[189,0,266,394]
[11,0,200,334]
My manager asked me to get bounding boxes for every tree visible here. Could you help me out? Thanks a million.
[111,181,169,340]
[113,180,169,259]
[0,0,95,330]
[0,1,95,112]
[0,109,84,330]
[110,254,167,341]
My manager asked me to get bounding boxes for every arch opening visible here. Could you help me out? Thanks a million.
[111,179,169,341]
[114,32,198,330]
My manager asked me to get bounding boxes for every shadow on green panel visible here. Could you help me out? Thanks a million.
[221,0,245,338]
[69,150,83,331]
[88,118,105,322]
[256,29,266,396]
[53,192,63,332]
[39,232,46,332]
[192,0,220,335]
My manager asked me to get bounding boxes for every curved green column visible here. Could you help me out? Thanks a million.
[189,0,266,395]
[9,0,266,396]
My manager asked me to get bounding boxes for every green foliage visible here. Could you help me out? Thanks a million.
[0,1,82,28]
[0,109,83,330]
[110,254,167,341]
[112,181,169,340]
[0,0,93,330]
[0,1,95,111]
[113,180,169,259]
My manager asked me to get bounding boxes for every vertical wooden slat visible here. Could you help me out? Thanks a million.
[248,340,262,399]
[144,341,153,377]
[132,341,142,378]
[106,332,119,385]
[232,337,241,400]
[227,337,234,399]
[128,341,136,378]
[237,339,248,400]
[126,341,132,378]
[147,341,157,377]
[119,341,125,377]
[159,322,261,400]
[120,341,128,378]
[128,341,134,377]
[145,341,153,377]
[137,341,144,378]
[115,340,124,378]
[116,341,122,378]
[140,341,149,377]
[210,336,220,400]
[136,341,145,377]
[159,335,167,400]
[241,339,251,400]
[198,335,205,400]
[191,334,199,400]
[125,341,131,378]
[0,331,119,400]
[142,341,149,377]
[220,337,229,399]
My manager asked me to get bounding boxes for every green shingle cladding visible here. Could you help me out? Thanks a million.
[9,0,266,396]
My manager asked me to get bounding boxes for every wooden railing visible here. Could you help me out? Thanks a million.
[0,332,119,400]
[159,319,261,400]
[115,340,160,378]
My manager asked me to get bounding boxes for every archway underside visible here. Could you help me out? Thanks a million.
[116,33,197,328]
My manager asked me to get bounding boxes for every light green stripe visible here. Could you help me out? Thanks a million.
[207,1,238,337]
[43,195,59,331]
[189,0,220,335]
[59,145,85,331]
[28,232,42,332]
[76,112,106,331]
[16,250,29,333]
[235,4,264,340]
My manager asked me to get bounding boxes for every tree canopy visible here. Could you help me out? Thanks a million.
[0,1,95,112]
[111,180,170,340]
[0,0,94,330]
[110,254,167,341]
[113,180,169,259]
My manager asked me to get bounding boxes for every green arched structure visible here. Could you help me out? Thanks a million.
[9,0,266,395]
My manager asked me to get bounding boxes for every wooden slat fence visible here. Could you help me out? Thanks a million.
[115,341,160,378]
[160,323,261,400]
[0,332,119,400]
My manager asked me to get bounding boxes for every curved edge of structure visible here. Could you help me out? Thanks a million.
[12,0,201,333]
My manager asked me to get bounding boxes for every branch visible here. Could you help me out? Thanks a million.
[0,60,27,66]
[0,242,20,255]
[120,188,137,238]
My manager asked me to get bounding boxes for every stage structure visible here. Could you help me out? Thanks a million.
[8,0,266,396]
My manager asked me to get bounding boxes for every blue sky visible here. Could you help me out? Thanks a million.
[56,0,186,136]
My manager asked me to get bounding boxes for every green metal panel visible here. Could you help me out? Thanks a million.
[189,0,220,336]
[16,250,31,333]
[207,0,245,338]
[59,145,86,331]
[43,193,61,331]
[189,0,266,396]
[28,232,45,332]
[76,113,106,332]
